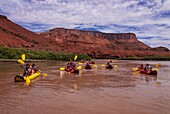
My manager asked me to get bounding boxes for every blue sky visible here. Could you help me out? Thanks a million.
[0,0,170,49]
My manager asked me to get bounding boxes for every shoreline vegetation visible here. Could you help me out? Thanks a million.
[0,46,170,61]
[0,46,91,61]
[119,56,170,61]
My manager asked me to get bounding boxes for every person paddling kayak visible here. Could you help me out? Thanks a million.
[84,62,92,69]
[106,61,113,69]
[20,64,32,76]
[31,64,38,73]
[65,61,79,73]
[138,64,144,70]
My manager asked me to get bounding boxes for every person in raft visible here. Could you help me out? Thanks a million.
[106,61,113,69]
[144,64,152,72]
[70,61,76,71]
[20,63,32,76]
[65,61,76,72]
[89,60,95,64]
[85,62,92,69]
[31,64,38,73]
[138,64,144,70]
[70,61,76,68]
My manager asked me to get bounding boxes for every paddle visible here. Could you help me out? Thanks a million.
[77,66,82,70]
[153,68,158,71]
[21,54,25,61]
[60,68,65,70]
[155,63,161,67]
[132,67,138,71]
[74,55,78,61]
[38,70,48,76]
[24,76,30,85]
[18,59,25,65]
[101,64,105,67]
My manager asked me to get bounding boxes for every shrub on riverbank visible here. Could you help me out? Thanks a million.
[0,46,91,61]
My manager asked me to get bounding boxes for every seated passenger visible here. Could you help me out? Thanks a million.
[21,64,32,76]
[31,64,38,73]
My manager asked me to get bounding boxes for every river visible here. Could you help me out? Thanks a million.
[0,60,169,114]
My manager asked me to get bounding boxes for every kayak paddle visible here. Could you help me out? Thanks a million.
[155,63,161,67]
[24,76,30,86]
[101,64,105,67]
[74,55,78,61]
[18,59,25,65]
[43,73,48,76]
[60,68,65,70]
[132,68,138,71]
[77,66,82,69]
[21,54,25,60]
[18,54,25,65]
[153,68,158,71]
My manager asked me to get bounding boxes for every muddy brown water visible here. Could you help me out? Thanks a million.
[0,60,169,114]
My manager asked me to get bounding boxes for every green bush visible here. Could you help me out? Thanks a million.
[0,46,91,61]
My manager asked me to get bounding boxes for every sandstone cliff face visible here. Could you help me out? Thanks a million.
[40,28,152,58]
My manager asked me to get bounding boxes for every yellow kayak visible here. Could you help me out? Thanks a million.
[14,72,41,82]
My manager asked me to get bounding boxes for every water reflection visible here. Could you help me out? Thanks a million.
[73,83,78,90]
[60,71,65,78]
[133,71,158,82]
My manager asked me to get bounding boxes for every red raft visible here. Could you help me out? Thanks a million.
[106,65,113,69]
[65,68,79,73]
[84,65,92,69]
[140,70,157,75]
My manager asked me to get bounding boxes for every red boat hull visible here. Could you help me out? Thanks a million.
[140,70,157,75]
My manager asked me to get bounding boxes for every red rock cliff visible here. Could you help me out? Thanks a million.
[0,15,55,51]
[41,28,155,58]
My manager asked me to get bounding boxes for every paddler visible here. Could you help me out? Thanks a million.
[20,63,32,76]
[31,63,38,73]
[106,60,113,69]
[144,64,150,72]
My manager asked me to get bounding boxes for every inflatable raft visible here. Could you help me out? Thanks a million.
[84,65,92,69]
[14,72,41,82]
[65,68,79,73]
[106,65,113,69]
[140,70,157,75]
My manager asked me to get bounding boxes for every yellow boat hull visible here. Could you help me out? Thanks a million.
[14,72,41,82]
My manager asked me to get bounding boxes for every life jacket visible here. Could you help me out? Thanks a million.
[23,68,32,76]
[32,66,37,73]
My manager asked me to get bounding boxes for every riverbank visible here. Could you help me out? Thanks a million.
[0,46,91,61]
[119,56,170,61]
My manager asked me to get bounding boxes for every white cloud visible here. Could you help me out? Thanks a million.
[0,0,170,48]
[139,37,170,48]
